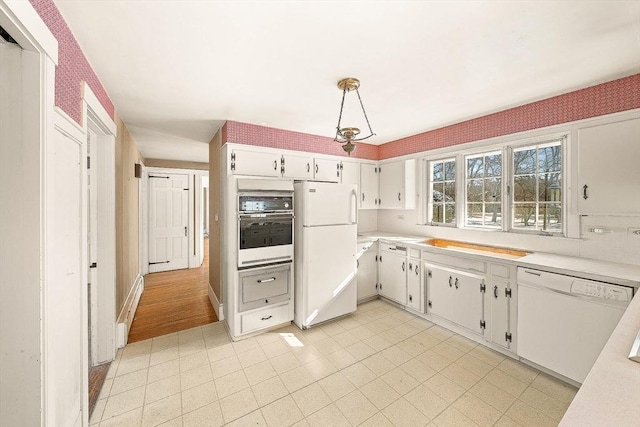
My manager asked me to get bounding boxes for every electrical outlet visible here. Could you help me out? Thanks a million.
[628,228,640,236]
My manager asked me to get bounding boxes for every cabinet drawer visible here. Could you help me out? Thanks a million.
[380,242,408,254]
[422,252,486,274]
[490,263,510,279]
[239,265,291,312]
[241,304,290,334]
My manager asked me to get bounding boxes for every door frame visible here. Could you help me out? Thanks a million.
[0,1,58,425]
[83,82,117,366]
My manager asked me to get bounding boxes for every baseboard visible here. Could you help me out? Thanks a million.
[208,284,224,321]
[116,274,144,348]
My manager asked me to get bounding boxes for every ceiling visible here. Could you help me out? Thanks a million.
[53,1,640,163]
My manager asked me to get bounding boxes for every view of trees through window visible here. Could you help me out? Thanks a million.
[466,152,502,227]
[512,141,562,232]
[430,159,456,224]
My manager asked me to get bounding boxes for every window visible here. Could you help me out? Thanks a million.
[512,141,562,233]
[429,158,456,224]
[465,151,502,228]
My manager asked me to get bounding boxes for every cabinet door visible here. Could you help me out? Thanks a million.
[357,244,378,301]
[360,163,379,209]
[379,250,407,305]
[407,258,423,313]
[341,160,360,192]
[231,149,280,177]
[378,161,404,209]
[577,118,640,214]
[313,158,340,182]
[427,264,484,334]
[282,154,313,180]
[489,277,511,349]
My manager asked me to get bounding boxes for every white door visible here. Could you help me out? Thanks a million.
[231,148,280,177]
[379,251,407,305]
[87,131,98,365]
[360,163,379,209]
[378,160,404,209]
[407,259,423,312]
[489,278,511,349]
[282,153,313,179]
[149,173,189,272]
[357,244,378,301]
[313,158,340,182]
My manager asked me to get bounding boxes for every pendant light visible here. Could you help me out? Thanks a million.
[334,77,375,155]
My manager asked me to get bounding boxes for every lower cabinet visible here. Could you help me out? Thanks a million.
[378,245,407,305]
[487,263,516,350]
[357,242,378,302]
[426,264,485,334]
[407,258,423,313]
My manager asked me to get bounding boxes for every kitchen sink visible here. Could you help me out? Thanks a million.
[423,238,529,259]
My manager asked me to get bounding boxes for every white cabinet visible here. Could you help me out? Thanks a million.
[577,117,640,214]
[357,241,378,302]
[378,243,407,305]
[340,160,360,189]
[281,154,313,180]
[407,258,423,313]
[426,264,485,334]
[313,158,340,182]
[378,159,416,209]
[360,162,379,209]
[487,263,516,350]
[230,148,280,177]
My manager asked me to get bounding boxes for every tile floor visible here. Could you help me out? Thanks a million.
[91,299,578,427]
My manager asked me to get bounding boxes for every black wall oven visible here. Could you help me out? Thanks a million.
[237,192,294,268]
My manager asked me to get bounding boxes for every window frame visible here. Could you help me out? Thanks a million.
[464,150,504,230]
[427,157,457,226]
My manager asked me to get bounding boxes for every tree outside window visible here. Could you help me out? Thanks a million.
[512,141,562,232]
[430,158,456,224]
[466,152,502,228]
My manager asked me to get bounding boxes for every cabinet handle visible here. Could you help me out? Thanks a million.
[583,184,588,200]
[273,160,277,170]
[402,262,405,271]
[415,266,419,276]
[357,259,359,268]
[306,163,310,173]
[257,277,276,284]
[261,315,273,321]
[184,226,187,237]
[454,278,459,289]
[409,262,413,270]
[398,192,401,201]
[315,164,319,174]
[494,285,498,298]
[362,193,365,202]
[409,295,413,303]
[449,275,453,287]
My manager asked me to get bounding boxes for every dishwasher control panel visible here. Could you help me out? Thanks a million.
[571,279,632,302]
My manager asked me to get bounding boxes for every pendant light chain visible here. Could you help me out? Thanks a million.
[355,88,375,139]
[335,88,348,140]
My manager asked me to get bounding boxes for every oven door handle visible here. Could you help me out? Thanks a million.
[257,277,276,284]
[238,213,294,220]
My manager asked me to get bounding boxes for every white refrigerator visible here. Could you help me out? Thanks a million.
[294,181,358,329]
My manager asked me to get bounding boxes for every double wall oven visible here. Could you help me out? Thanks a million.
[236,180,294,313]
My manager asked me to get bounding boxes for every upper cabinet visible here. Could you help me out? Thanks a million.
[340,160,360,189]
[313,158,340,183]
[577,118,640,215]
[378,159,416,210]
[281,154,313,180]
[360,163,379,209]
[230,148,281,177]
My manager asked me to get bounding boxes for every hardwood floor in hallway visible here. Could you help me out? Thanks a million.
[127,238,218,343]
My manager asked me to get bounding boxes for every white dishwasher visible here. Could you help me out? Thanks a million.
[517,267,634,384]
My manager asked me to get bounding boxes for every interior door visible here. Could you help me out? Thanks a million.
[149,173,189,272]
[87,131,98,365]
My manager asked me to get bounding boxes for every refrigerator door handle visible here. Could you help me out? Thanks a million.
[351,188,358,224]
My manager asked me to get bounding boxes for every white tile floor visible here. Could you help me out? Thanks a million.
[91,299,578,426]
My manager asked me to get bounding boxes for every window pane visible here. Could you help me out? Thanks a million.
[513,203,537,229]
[514,175,536,202]
[485,203,502,226]
[467,157,483,178]
[540,203,562,232]
[444,204,456,224]
[444,182,456,201]
[485,154,502,177]
[432,182,444,202]
[432,204,443,223]
[484,178,501,202]
[444,161,456,181]
[538,173,561,202]
[514,149,536,175]
[467,179,483,202]
[539,145,561,172]
[466,204,483,226]
[432,162,443,181]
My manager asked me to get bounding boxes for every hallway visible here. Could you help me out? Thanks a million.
[128,238,218,343]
